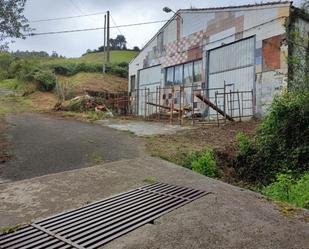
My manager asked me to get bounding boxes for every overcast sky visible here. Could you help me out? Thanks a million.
[8,0,302,58]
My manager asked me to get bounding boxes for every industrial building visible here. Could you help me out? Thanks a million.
[128,1,309,122]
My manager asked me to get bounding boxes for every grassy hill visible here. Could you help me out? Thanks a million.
[41,50,138,65]
[52,50,136,95]
[0,50,139,105]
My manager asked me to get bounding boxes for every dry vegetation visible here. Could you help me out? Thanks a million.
[146,120,259,183]
[57,72,128,95]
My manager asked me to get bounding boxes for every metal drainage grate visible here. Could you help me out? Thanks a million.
[0,182,207,249]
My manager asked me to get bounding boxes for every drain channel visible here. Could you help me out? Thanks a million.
[0,183,206,249]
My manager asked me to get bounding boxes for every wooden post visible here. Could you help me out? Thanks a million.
[215,91,219,127]
[106,11,110,63]
[191,85,195,126]
[158,86,161,121]
[103,14,107,73]
[144,88,147,119]
[230,89,233,118]
[223,81,227,123]
[170,86,175,125]
[237,90,241,121]
[148,88,150,119]
[251,90,254,117]
[178,86,182,125]
[155,86,158,120]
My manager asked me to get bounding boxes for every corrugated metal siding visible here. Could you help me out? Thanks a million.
[208,37,255,117]
[139,66,161,87]
[138,66,161,115]
[209,37,255,74]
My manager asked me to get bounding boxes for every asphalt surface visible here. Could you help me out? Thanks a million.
[0,113,143,182]
[0,157,308,249]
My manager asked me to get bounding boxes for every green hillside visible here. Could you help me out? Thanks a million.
[42,50,138,65]
[0,50,137,103]
[81,50,139,63]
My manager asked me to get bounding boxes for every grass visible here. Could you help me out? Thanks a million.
[262,172,309,209]
[0,79,19,90]
[41,50,138,65]
[146,121,259,183]
[143,177,157,184]
[1,224,21,235]
[0,90,57,116]
[0,96,33,115]
[56,72,128,95]
[0,116,12,164]
[81,50,138,64]
[90,152,104,164]
[0,79,36,94]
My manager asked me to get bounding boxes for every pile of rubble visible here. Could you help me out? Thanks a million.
[53,95,113,116]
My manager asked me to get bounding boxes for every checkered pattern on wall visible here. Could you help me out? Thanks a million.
[162,30,205,67]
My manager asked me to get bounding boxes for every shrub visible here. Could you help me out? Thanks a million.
[53,65,72,75]
[44,62,128,78]
[0,52,13,79]
[33,70,56,92]
[8,58,39,81]
[236,132,252,156]
[236,90,309,184]
[263,172,309,209]
[191,149,217,177]
[117,61,128,68]
[110,65,128,77]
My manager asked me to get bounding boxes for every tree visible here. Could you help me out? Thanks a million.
[286,4,309,90]
[108,38,117,50]
[115,35,127,50]
[108,35,127,50]
[0,0,31,51]
[133,46,140,51]
[51,51,58,58]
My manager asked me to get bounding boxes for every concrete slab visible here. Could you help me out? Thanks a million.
[96,119,189,136]
[0,157,308,249]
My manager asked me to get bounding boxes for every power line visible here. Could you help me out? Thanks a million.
[69,0,84,14]
[72,0,101,23]
[110,14,133,48]
[29,11,106,23]
[23,20,169,37]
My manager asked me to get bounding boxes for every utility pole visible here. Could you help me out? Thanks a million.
[103,13,107,73]
[106,10,110,63]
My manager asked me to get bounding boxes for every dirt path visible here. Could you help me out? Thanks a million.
[0,113,144,183]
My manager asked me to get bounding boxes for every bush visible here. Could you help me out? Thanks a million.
[0,52,13,80]
[48,63,101,76]
[236,132,252,156]
[263,172,309,209]
[32,70,56,92]
[12,60,38,80]
[44,62,128,78]
[110,65,128,77]
[117,61,128,68]
[236,90,309,184]
[190,149,217,177]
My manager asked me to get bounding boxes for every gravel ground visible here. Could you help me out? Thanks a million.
[0,113,144,182]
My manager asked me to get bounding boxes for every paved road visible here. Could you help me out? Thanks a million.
[0,157,308,249]
[0,113,143,182]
